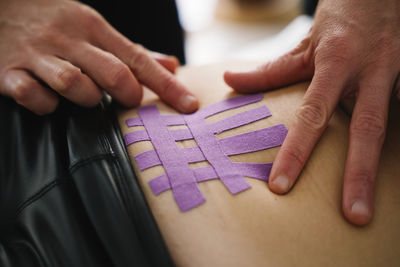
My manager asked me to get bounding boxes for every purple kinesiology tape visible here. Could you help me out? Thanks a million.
[125,94,288,211]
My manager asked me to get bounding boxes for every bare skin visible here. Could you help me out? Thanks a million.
[225,0,400,226]
[0,0,199,115]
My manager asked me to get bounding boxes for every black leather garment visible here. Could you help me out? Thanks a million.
[0,97,174,267]
[302,0,318,16]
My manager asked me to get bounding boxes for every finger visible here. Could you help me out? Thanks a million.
[89,22,198,113]
[28,56,103,107]
[66,43,142,107]
[118,44,197,113]
[148,51,180,74]
[342,70,393,226]
[268,61,351,194]
[0,69,59,115]
[224,38,314,93]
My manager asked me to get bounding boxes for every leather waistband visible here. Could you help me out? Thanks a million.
[0,97,173,267]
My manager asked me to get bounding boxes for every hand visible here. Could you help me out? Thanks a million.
[0,0,198,115]
[224,0,400,226]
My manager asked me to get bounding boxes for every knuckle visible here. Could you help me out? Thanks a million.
[128,45,149,70]
[30,6,71,43]
[323,31,352,48]
[31,23,66,47]
[56,68,81,92]
[375,32,395,52]
[35,26,56,42]
[295,100,329,132]
[316,32,356,66]
[77,4,105,26]
[316,50,349,67]
[348,171,375,188]
[351,110,386,140]
[107,63,131,89]
[369,34,397,67]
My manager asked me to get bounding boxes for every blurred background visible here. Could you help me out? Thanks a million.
[175,0,315,65]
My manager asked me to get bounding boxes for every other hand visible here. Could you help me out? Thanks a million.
[0,0,198,114]
[224,0,400,226]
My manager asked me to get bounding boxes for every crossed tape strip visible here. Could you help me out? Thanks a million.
[125,94,288,211]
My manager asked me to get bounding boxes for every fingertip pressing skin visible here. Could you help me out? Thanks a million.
[343,199,373,226]
[178,93,199,113]
[267,143,297,195]
[129,51,195,112]
[133,54,199,114]
[267,144,300,195]
[129,49,198,114]
[268,174,291,194]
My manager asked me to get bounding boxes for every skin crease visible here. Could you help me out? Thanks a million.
[0,0,199,115]
[225,0,400,226]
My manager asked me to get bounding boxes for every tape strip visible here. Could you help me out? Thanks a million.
[149,162,273,195]
[139,106,205,211]
[126,114,185,127]
[218,124,287,155]
[163,115,186,126]
[208,105,271,134]
[126,117,143,127]
[195,93,263,119]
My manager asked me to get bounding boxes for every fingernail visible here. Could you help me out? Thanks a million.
[180,94,198,112]
[272,175,291,192]
[351,200,370,218]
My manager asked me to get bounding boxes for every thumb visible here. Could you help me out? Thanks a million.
[224,38,314,93]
